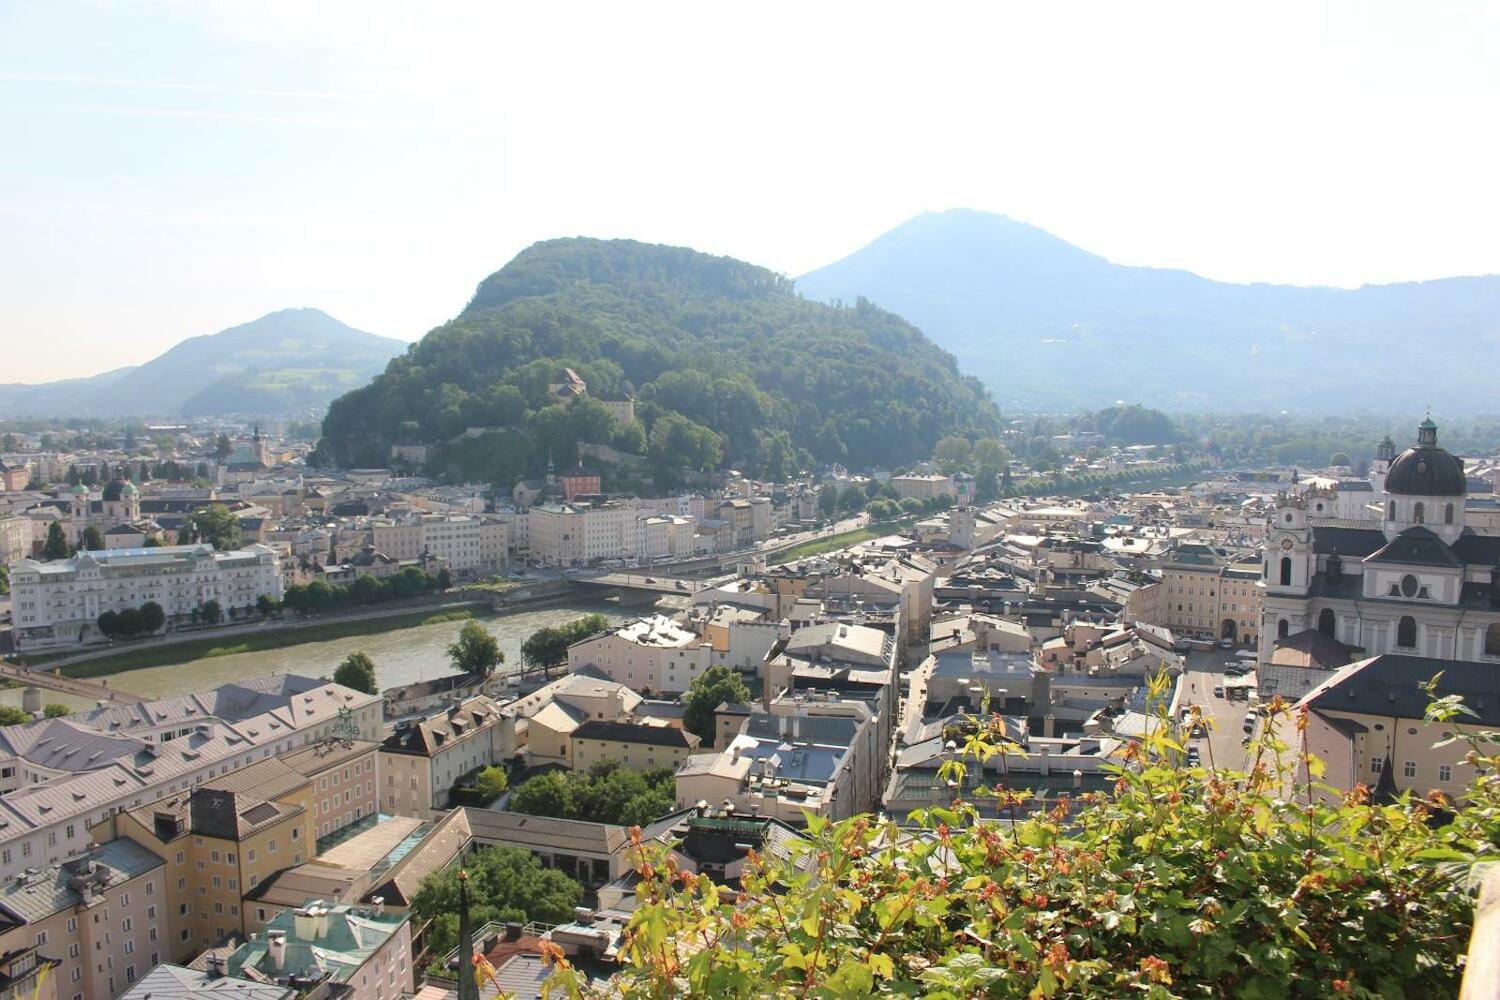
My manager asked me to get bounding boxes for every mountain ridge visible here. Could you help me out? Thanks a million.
[796,209,1500,413]
[0,308,407,418]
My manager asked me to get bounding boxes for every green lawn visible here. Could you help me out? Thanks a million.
[770,519,913,564]
[50,603,490,679]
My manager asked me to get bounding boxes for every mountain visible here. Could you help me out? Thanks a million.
[0,308,406,418]
[317,238,1000,483]
[796,210,1500,413]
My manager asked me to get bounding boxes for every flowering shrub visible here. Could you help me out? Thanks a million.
[546,676,1498,998]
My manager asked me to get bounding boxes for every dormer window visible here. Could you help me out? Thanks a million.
[1400,574,1420,598]
[1413,503,1425,524]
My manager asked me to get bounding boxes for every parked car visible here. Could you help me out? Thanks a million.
[1186,746,1202,767]
[1213,685,1224,698]
[1218,638,1234,649]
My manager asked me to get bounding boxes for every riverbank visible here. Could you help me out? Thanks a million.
[48,602,492,680]
[770,518,913,564]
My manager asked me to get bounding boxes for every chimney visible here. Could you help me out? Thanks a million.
[267,930,287,971]
[205,954,226,979]
[1326,550,1342,583]
[293,906,316,941]
[372,895,385,917]
[1072,769,1083,790]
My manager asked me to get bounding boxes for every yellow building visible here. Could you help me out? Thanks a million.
[570,720,699,773]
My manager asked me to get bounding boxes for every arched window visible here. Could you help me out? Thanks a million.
[1277,618,1289,639]
[1396,616,1417,649]
[1445,503,1455,525]
[1486,624,1500,657]
[1318,608,1336,638]
[1279,557,1292,586]
[1413,502,1424,524]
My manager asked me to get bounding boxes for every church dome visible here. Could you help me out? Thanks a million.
[1385,418,1466,497]
[69,483,88,496]
[100,479,134,502]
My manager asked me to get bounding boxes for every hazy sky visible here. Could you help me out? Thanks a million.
[2,1,1497,383]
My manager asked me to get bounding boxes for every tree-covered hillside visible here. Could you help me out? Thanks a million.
[316,239,1000,486]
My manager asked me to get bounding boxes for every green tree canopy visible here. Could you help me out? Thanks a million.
[448,620,502,675]
[0,707,30,725]
[333,652,378,695]
[42,704,70,718]
[139,601,165,634]
[682,665,752,744]
[510,760,676,828]
[519,613,612,672]
[181,504,241,551]
[411,846,583,957]
[80,524,104,552]
[42,521,69,561]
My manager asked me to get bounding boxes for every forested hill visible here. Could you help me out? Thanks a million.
[315,238,1000,484]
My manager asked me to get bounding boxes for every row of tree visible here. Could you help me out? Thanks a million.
[97,602,166,639]
[0,704,71,725]
[328,620,504,700]
[280,565,451,615]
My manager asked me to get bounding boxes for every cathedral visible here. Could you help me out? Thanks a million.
[1260,418,1500,674]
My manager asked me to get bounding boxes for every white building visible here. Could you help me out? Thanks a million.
[9,544,283,650]
[1260,419,1500,675]
[369,514,507,576]
[567,615,713,695]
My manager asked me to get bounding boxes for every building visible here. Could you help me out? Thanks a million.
[0,676,382,880]
[378,696,505,819]
[1259,418,1500,668]
[570,720,700,773]
[558,465,602,502]
[119,963,294,1000]
[0,839,165,1000]
[226,901,413,1000]
[8,544,283,650]
[370,514,507,576]
[1158,542,1261,645]
[1297,654,1500,802]
[567,616,713,696]
[890,474,954,501]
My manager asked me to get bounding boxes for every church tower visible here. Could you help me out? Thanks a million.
[1370,434,1397,494]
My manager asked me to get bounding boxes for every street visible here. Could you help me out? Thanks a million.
[1179,649,1258,773]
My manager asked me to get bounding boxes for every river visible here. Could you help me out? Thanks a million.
[80,599,634,701]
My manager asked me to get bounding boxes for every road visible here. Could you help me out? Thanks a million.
[0,662,146,705]
[1179,649,1258,772]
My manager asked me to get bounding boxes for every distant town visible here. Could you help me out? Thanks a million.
[0,405,1493,997]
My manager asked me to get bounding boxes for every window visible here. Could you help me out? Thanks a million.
[1445,503,1455,525]
[1440,764,1453,782]
[1318,608,1336,638]
[1372,757,1383,774]
[1403,760,1416,779]
[1485,624,1500,657]
[1397,616,1417,649]
[1278,557,1292,586]
[35,931,47,946]
[1400,574,1420,598]
[1277,618,1289,639]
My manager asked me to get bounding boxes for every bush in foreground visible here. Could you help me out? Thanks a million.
[547,679,1497,998]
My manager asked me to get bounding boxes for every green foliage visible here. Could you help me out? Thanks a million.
[519,613,612,672]
[199,599,222,624]
[410,845,583,957]
[282,566,442,615]
[80,524,104,552]
[932,435,973,473]
[476,765,509,800]
[97,601,164,639]
[1084,403,1178,444]
[139,601,165,634]
[42,522,69,561]
[448,620,502,675]
[0,707,30,726]
[316,239,1001,482]
[255,594,279,617]
[682,665,751,744]
[180,504,241,551]
[333,651,378,695]
[552,690,1494,999]
[42,704,70,718]
[510,759,677,828]
[0,564,8,596]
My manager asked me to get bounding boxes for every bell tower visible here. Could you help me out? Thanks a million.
[1264,493,1313,596]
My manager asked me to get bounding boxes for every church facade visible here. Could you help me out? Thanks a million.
[1259,418,1500,671]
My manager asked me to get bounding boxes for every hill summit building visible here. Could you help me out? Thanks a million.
[1260,417,1500,673]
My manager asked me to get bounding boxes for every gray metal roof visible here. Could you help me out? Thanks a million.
[0,839,164,927]
[119,964,294,1000]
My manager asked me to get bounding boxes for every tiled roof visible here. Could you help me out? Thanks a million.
[463,808,630,857]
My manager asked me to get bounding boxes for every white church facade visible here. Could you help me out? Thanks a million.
[1259,418,1500,673]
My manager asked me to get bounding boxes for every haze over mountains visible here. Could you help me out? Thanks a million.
[0,309,406,419]
[796,209,1500,413]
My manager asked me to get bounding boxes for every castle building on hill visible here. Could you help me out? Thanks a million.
[1259,418,1500,672]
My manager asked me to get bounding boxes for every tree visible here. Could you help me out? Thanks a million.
[182,505,241,551]
[1329,451,1352,467]
[96,610,120,639]
[448,620,501,675]
[140,601,165,634]
[333,652,378,695]
[475,765,509,800]
[510,760,676,826]
[0,707,30,725]
[838,484,867,512]
[817,486,838,516]
[0,565,8,597]
[682,665,751,744]
[508,770,574,818]
[42,704,70,718]
[42,522,70,561]
[411,846,583,957]
[255,594,279,618]
[520,613,612,673]
[80,524,105,552]
[199,600,222,624]
[972,437,1010,468]
[117,607,145,637]
[933,435,973,473]
[214,433,232,461]
[435,567,453,591]
[974,465,1000,504]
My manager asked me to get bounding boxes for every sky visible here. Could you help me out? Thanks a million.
[2,1,1498,383]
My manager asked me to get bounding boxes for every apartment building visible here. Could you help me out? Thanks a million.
[0,839,165,1000]
[378,696,505,819]
[570,720,700,773]
[1158,542,1261,645]
[370,514,507,575]
[0,514,30,564]
[227,901,413,1000]
[8,544,283,650]
[0,676,382,879]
